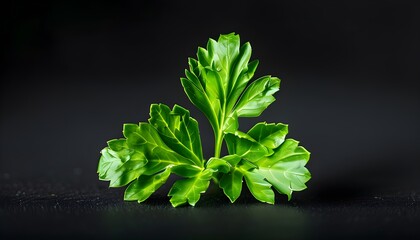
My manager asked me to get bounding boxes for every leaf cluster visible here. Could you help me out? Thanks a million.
[98,33,311,207]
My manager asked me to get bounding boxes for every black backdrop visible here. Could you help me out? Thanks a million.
[1,0,420,239]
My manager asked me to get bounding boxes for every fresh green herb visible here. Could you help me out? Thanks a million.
[98,33,311,207]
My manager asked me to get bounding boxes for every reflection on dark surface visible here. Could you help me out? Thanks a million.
[0,180,419,239]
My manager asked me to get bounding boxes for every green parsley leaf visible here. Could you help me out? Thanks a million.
[124,168,171,202]
[255,139,311,200]
[181,33,277,157]
[225,131,272,162]
[247,122,288,149]
[98,33,311,207]
[243,170,275,204]
[168,169,213,207]
[219,169,243,203]
[234,76,280,117]
[221,123,310,202]
[98,140,147,187]
[149,104,203,167]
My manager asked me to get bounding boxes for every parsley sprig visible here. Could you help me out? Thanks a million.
[98,33,311,207]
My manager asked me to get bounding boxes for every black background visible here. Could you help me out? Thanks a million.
[1,0,420,239]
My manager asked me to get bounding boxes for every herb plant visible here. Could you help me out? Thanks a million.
[98,33,311,207]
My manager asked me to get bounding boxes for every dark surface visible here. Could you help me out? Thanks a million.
[0,180,419,239]
[2,0,420,239]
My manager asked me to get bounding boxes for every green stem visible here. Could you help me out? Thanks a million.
[214,103,227,158]
[214,129,224,158]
